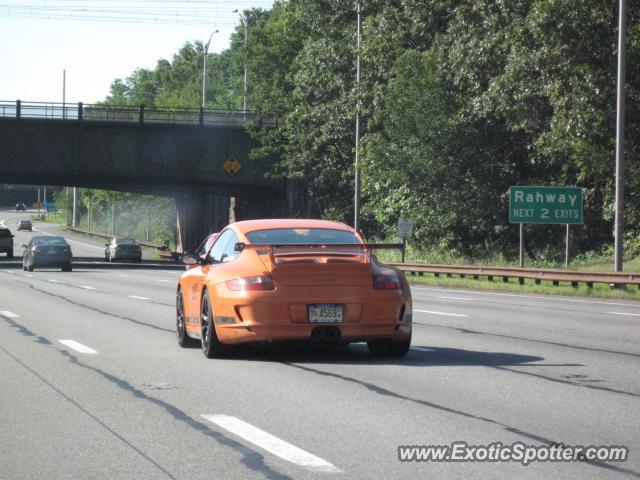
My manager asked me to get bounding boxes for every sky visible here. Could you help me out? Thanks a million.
[0,1,275,104]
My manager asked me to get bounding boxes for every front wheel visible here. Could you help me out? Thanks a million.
[200,290,231,358]
[367,335,411,358]
[176,289,198,348]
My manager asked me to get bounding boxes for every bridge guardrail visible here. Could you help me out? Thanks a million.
[389,263,640,289]
[0,100,280,128]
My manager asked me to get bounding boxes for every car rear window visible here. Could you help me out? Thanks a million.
[33,237,67,246]
[117,239,137,245]
[0,229,11,238]
[245,228,359,245]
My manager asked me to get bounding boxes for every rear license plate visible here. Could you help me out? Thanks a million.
[47,249,56,255]
[308,304,343,323]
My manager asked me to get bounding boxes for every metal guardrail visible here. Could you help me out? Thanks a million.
[390,263,640,289]
[66,226,168,251]
[0,100,280,128]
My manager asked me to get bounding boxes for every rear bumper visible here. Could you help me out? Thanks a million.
[32,256,71,267]
[209,284,412,345]
[113,251,141,259]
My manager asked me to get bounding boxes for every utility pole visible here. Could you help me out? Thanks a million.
[353,0,362,232]
[234,9,249,112]
[72,187,77,227]
[62,69,66,119]
[614,0,627,272]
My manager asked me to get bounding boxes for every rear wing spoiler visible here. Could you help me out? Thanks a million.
[233,242,404,266]
[234,242,404,252]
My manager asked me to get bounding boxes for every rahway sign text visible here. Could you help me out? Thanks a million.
[509,186,583,224]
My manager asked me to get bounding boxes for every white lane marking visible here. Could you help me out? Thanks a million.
[607,311,640,317]
[412,346,436,352]
[202,415,341,473]
[32,227,104,250]
[116,274,129,278]
[59,340,98,354]
[80,286,96,290]
[412,286,640,308]
[47,279,60,283]
[415,309,468,318]
[25,274,33,277]
[129,295,150,300]
[1,310,20,319]
[438,295,472,301]
[155,279,172,283]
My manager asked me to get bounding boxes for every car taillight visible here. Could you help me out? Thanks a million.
[373,273,401,290]
[226,275,275,292]
[32,247,40,253]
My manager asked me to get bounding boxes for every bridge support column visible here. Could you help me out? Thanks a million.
[175,194,230,254]
[233,190,288,221]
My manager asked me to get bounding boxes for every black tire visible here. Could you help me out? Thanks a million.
[7,250,13,259]
[200,289,231,358]
[62,264,72,272]
[176,289,198,348]
[367,335,411,358]
[134,257,142,263]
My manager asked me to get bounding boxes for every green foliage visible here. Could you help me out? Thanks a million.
[93,0,640,263]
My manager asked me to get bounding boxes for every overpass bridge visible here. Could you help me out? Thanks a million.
[0,100,291,251]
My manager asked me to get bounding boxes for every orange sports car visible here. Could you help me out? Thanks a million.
[176,219,412,358]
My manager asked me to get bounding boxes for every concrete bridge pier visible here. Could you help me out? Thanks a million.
[175,194,230,254]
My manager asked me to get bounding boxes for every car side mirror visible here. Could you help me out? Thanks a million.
[181,253,200,266]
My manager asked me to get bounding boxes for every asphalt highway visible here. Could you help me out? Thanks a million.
[1,208,639,479]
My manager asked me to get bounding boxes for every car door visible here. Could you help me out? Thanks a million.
[183,229,236,336]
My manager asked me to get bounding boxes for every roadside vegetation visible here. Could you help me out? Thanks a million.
[54,0,639,279]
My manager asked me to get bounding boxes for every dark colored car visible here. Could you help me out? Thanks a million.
[105,238,142,262]
[0,228,14,258]
[22,236,72,272]
[17,219,32,231]
[15,203,26,211]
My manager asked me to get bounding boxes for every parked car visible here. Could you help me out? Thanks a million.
[22,236,72,272]
[176,219,412,358]
[105,238,142,263]
[15,203,26,211]
[0,227,14,258]
[17,219,32,231]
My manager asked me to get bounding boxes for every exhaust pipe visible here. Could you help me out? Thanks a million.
[311,326,341,341]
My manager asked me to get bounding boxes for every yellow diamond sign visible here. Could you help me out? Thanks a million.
[223,156,242,176]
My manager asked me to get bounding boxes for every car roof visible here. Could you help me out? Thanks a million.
[231,219,355,235]
[32,235,64,240]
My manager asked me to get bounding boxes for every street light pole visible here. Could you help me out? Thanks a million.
[353,0,362,231]
[614,0,627,272]
[201,30,219,109]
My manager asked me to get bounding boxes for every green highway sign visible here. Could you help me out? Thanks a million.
[509,186,583,224]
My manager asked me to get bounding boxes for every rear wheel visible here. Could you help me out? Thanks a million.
[62,264,72,272]
[7,249,13,259]
[200,290,231,358]
[367,335,411,358]
[176,289,197,348]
